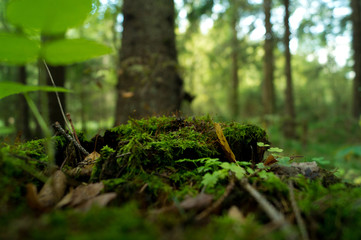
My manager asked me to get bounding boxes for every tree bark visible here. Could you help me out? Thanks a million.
[283,0,296,138]
[263,0,275,115]
[115,0,183,125]
[351,0,361,118]
[16,66,32,140]
[230,0,240,118]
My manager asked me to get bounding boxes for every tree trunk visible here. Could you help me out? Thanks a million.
[114,0,183,125]
[16,66,32,140]
[263,0,275,115]
[351,0,361,118]
[230,0,240,118]
[283,0,296,138]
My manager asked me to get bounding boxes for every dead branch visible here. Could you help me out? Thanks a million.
[195,176,235,221]
[289,180,310,240]
[53,122,90,156]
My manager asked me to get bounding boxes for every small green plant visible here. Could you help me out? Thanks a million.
[177,158,247,188]
[257,142,270,147]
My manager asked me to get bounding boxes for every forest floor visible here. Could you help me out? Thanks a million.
[1,115,361,240]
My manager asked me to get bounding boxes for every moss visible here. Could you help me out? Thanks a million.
[1,203,159,240]
[90,145,116,182]
[98,116,267,179]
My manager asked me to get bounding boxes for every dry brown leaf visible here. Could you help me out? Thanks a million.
[214,122,237,163]
[179,193,213,211]
[26,183,43,211]
[82,151,101,165]
[264,154,277,166]
[55,188,74,209]
[75,192,117,212]
[71,151,101,177]
[37,170,67,208]
[26,170,67,211]
[70,182,104,207]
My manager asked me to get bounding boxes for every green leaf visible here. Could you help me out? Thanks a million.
[238,161,252,166]
[258,170,270,179]
[0,32,39,64]
[201,170,228,188]
[256,163,268,169]
[201,173,219,188]
[268,147,284,153]
[0,82,69,100]
[257,142,270,147]
[277,157,291,166]
[220,162,245,179]
[6,0,92,35]
[312,157,330,165]
[42,39,113,65]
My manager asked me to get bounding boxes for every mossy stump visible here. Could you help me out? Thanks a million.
[84,116,268,180]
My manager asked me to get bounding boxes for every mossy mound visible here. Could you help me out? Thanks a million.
[89,116,268,180]
[1,116,361,240]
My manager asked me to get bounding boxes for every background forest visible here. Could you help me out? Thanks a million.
[0,0,361,183]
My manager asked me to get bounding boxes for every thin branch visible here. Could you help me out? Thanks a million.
[289,180,310,240]
[66,113,80,145]
[53,122,90,156]
[241,178,297,240]
[196,176,235,221]
[242,178,285,223]
[42,59,72,134]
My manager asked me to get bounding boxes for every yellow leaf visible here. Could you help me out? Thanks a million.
[214,123,237,163]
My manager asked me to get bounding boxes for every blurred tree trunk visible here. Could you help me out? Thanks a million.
[263,0,275,115]
[283,0,296,138]
[230,0,240,118]
[114,0,183,125]
[351,0,361,118]
[16,66,31,140]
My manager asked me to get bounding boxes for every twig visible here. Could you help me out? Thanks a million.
[42,59,72,134]
[195,176,235,221]
[116,152,131,158]
[241,178,286,224]
[53,122,90,156]
[289,180,310,240]
[241,178,297,240]
[66,113,80,145]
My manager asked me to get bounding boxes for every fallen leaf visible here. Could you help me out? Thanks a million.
[80,151,101,166]
[76,192,117,212]
[214,123,237,163]
[179,193,213,211]
[73,151,101,177]
[264,154,277,166]
[26,183,43,211]
[37,170,67,208]
[70,182,104,207]
[55,188,74,209]
[26,170,67,211]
